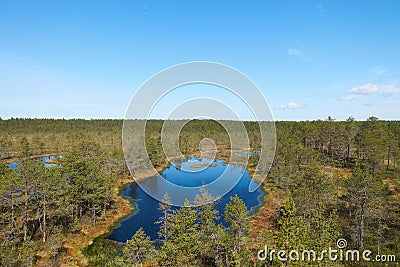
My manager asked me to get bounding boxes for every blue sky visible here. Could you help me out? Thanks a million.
[0,0,399,121]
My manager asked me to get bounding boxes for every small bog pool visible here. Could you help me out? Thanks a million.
[107,156,265,242]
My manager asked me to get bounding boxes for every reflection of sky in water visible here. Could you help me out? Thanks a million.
[108,156,264,242]
[7,155,63,171]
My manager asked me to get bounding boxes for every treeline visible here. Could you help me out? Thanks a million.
[0,119,122,157]
[275,116,400,170]
[0,142,114,266]
[1,117,400,171]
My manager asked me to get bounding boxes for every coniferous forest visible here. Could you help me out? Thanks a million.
[0,117,399,266]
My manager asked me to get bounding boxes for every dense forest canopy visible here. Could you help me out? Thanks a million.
[0,117,399,266]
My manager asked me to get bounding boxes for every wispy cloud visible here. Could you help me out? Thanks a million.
[337,95,356,102]
[287,102,303,109]
[317,3,325,13]
[288,48,310,61]
[307,92,314,97]
[381,82,400,97]
[372,67,387,76]
[288,49,302,56]
[347,83,379,94]
[274,102,303,110]
[274,104,286,110]
[344,82,400,98]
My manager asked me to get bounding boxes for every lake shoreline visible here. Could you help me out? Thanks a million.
[60,175,134,266]
[64,149,272,265]
[1,150,273,265]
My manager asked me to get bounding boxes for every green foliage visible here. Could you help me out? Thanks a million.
[159,199,201,266]
[342,165,391,249]
[156,193,172,242]
[194,188,221,265]
[120,228,157,266]
[153,191,253,266]
[83,238,119,267]
[275,199,305,254]
[63,141,114,223]
[224,194,250,263]
[47,225,63,260]
[290,167,341,251]
[0,141,116,266]
[291,167,335,218]
[1,118,400,266]
[20,136,31,156]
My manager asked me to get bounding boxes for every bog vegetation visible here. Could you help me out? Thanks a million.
[0,117,399,266]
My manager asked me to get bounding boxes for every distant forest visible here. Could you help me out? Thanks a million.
[0,117,399,266]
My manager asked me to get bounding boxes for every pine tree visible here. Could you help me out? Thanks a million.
[156,192,172,242]
[0,164,20,266]
[37,167,66,242]
[47,225,63,261]
[355,116,386,171]
[159,199,201,266]
[20,137,30,156]
[15,160,43,242]
[343,165,390,249]
[121,227,156,266]
[275,198,305,265]
[194,188,220,265]
[63,141,113,222]
[224,195,250,266]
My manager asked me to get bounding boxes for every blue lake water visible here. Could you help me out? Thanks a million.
[107,156,265,242]
[7,155,63,170]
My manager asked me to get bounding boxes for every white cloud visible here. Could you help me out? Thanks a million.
[274,104,286,110]
[384,83,400,92]
[373,67,387,76]
[307,92,314,97]
[288,49,310,61]
[381,82,400,97]
[337,95,356,102]
[347,83,379,94]
[288,49,302,56]
[343,82,399,98]
[287,102,302,109]
[274,102,303,110]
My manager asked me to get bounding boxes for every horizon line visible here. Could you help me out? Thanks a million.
[1,117,399,122]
